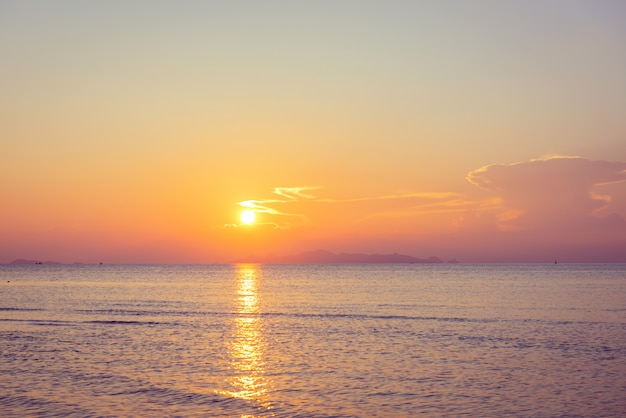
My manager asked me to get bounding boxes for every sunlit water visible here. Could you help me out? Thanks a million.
[1,264,625,417]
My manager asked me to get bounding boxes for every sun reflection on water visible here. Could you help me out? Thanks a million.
[221,264,272,414]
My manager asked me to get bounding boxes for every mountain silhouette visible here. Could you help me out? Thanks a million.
[237,250,446,264]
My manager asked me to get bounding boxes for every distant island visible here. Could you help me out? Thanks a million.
[236,249,457,264]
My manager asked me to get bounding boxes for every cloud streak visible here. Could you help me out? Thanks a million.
[231,187,466,229]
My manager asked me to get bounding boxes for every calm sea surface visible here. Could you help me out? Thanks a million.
[0,264,625,417]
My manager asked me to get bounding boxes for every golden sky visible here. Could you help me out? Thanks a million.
[2,1,626,263]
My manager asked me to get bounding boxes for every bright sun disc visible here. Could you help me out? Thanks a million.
[240,210,256,225]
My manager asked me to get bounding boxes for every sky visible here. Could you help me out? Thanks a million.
[2,0,626,263]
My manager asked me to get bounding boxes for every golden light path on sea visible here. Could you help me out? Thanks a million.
[217,264,272,415]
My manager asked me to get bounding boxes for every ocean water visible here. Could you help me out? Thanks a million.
[0,264,625,417]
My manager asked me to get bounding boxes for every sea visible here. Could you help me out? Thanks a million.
[0,263,625,417]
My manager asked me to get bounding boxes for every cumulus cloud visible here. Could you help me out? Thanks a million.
[466,156,626,230]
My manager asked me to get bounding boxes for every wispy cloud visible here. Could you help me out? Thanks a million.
[221,187,319,229]
[272,187,320,200]
[237,187,319,226]
[228,186,467,230]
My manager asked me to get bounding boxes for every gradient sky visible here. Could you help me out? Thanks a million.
[2,0,626,263]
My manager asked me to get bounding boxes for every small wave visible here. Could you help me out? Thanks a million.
[76,308,228,318]
[74,307,493,325]
[0,307,44,311]
[0,318,78,327]
[258,311,498,325]
[0,393,97,418]
[0,317,166,328]
[75,308,615,327]
[88,320,161,325]
[109,384,276,416]
[257,311,621,327]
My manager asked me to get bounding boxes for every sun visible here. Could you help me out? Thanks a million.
[240,210,256,225]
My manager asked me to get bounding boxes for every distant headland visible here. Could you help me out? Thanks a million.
[236,250,458,264]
